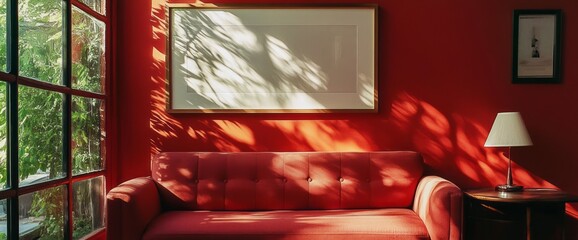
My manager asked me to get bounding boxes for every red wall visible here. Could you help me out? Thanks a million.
[115,0,578,235]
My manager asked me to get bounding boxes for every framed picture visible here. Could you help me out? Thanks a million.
[166,4,377,113]
[513,10,562,84]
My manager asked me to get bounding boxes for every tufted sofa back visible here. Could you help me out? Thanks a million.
[151,151,424,211]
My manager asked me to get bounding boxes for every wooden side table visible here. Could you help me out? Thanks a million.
[464,188,578,240]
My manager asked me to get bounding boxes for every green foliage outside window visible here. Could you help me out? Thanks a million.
[18,85,64,183]
[26,186,66,240]
[18,0,63,85]
[0,0,6,72]
[72,96,103,175]
[72,6,105,93]
[0,83,6,189]
[0,199,6,240]
[72,177,104,239]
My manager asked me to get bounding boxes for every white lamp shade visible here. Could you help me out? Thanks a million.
[484,112,533,147]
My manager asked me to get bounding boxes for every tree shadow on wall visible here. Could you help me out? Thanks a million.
[389,92,556,190]
[150,0,563,210]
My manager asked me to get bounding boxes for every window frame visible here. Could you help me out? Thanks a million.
[0,0,112,239]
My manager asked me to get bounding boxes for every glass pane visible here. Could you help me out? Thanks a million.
[72,7,105,93]
[0,199,6,239]
[77,0,105,16]
[0,82,6,189]
[72,96,104,174]
[0,0,6,72]
[18,0,63,85]
[18,86,64,186]
[73,177,104,239]
[19,185,66,239]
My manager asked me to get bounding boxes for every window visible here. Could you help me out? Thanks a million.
[19,186,66,239]
[18,0,63,85]
[18,86,65,186]
[72,177,104,238]
[72,96,104,175]
[72,5,105,93]
[0,0,110,239]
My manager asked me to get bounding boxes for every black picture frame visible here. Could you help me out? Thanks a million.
[513,10,562,84]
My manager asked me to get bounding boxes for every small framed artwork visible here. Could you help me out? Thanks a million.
[513,10,562,84]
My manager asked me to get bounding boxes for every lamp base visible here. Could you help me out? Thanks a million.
[495,184,524,192]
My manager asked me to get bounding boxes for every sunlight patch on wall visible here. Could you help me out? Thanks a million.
[214,121,256,146]
[264,120,374,151]
[454,157,481,183]
[454,117,486,161]
[153,47,165,63]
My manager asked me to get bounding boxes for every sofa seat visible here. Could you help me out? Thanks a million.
[143,209,429,240]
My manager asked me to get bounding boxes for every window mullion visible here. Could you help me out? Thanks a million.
[6,0,19,237]
[72,0,107,23]
[6,0,17,75]
[63,0,73,239]
[6,82,18,240]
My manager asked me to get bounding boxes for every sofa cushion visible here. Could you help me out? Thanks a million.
[152,151,424,211]
[142,209,430,240]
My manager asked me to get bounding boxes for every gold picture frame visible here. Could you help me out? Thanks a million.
[166,4,378,113]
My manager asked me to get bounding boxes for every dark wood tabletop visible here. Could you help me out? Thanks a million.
[464,188,578,203]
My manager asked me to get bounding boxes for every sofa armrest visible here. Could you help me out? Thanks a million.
[413,175,462,240]
[107,177,162,240]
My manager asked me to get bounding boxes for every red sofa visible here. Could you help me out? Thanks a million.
[107,151,462,240]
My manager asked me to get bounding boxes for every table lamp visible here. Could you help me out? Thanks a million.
[484,112,533,192]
